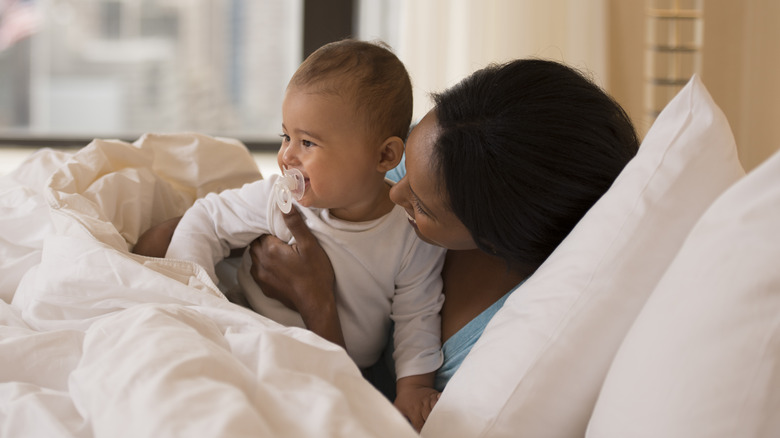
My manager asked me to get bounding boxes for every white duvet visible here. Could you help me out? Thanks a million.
[0,133,417,437]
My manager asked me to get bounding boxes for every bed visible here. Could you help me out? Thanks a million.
[1,76,779,438]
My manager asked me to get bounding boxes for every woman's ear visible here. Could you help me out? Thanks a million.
[376,136,404,172]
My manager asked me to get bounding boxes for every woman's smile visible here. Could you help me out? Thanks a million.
[404,210,418,227]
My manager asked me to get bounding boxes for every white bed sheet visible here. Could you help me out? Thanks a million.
[0,134,416,438]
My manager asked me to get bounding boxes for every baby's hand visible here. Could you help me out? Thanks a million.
[394,374,441,432]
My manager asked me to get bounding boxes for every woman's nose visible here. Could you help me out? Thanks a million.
[389,177,410,208]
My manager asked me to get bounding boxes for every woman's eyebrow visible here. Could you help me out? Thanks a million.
[409,186,438,220]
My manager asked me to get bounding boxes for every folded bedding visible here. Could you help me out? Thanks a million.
[0,133,418,438]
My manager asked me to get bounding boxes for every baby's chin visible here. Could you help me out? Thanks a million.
[295,196,318,209]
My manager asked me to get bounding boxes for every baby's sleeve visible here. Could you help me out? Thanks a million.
[165,179,274,283]
[390,239,446,379]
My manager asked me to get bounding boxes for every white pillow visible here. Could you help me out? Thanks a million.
[586,137,780,436]
[422,76,745,437]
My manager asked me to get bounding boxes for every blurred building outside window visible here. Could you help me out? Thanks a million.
[0,0,302,143]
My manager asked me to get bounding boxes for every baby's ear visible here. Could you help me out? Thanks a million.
[377,136,404,172]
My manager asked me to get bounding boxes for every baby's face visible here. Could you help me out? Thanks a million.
[278,85,382,220]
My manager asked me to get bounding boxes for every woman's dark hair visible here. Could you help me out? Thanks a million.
[432,58,639,270]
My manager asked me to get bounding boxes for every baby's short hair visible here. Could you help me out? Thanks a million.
[290,39,413,142]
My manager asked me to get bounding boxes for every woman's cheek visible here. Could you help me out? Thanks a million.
[413,221,440,247]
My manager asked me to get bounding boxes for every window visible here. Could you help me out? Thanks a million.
[0,0,311,146]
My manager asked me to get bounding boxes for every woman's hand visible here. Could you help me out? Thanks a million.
[248,207,345,348]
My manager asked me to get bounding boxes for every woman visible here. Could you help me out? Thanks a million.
[246,59,639,429]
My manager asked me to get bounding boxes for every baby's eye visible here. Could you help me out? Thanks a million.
[302,139,315,147]
[279,133,290,143]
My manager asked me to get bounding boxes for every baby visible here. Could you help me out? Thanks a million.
[165,39,445,423]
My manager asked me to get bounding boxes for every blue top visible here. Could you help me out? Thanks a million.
[385,154,406,185]
[386,158,521,391]
[434,288,517,391]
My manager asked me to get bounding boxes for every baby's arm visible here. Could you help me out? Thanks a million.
[391,240,447,430]
[394,372,440,432]
[166,181,273,283]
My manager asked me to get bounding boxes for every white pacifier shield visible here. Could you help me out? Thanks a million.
[274,167,305,213]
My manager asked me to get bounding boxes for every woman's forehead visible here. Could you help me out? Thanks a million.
[406,112,447,207]
[407,112,439,165]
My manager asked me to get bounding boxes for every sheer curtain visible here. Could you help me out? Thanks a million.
[357,0,608,120]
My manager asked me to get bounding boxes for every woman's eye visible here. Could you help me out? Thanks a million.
[413,199,428,216]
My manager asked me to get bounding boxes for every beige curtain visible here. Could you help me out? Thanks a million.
[358,0,609,121]
[360,0,780,170]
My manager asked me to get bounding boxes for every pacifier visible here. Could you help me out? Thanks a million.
[273,167,305,213]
